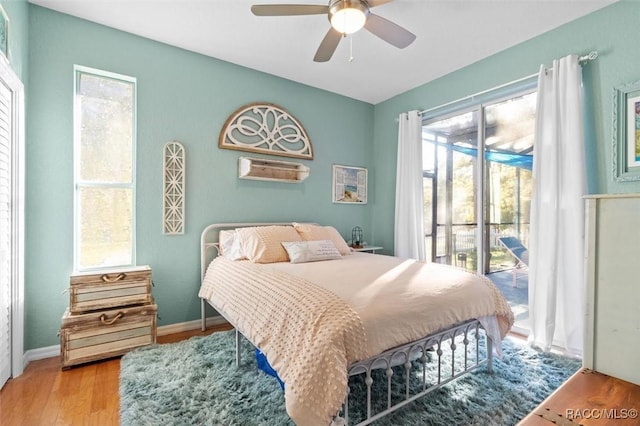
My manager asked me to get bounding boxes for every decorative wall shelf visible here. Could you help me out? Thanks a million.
[163,141,185,235]
[219,102,313,160]
[238,156,309,183]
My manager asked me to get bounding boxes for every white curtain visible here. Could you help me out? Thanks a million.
[394,110,425,261]
[529,55,586,356]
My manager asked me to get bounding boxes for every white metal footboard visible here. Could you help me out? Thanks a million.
[203,295,492,426]
[340,319,492,426]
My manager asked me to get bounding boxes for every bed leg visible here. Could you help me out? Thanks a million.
[235,328,241,367]
[486,337,494,373]
[200,298,206,331]
[344,387,350,425]
[344,386,351,426]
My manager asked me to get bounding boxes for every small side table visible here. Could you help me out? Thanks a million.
[352,246,383,254]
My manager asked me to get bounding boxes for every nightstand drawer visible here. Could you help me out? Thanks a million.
[69,265,152,313]
[60,304,157,368]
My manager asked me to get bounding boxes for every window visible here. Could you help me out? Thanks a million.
[74,66,136,271]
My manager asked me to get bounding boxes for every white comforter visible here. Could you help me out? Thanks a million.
[265,252,513,357]
[199,253,514,426]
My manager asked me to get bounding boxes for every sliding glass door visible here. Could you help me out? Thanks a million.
[422,91,536,277]
[484,94,535,274]
[423,110,479,271]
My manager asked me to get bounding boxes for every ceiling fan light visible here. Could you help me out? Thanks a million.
[329,1,368,34]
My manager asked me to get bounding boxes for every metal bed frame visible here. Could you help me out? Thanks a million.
[342,319,490,425]
[199,222,493,426]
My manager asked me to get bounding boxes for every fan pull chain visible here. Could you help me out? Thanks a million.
[349,36,354,62]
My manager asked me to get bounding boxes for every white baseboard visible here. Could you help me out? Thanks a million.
[22,315,228,367]
[157,315,228,336]
[24,344,60,366]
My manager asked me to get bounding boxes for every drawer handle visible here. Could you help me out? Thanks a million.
[101,273,126,283]
[100,312,124,325]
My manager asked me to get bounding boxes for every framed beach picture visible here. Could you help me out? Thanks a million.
[613,79,640,181]
[332,164,367,204]
[0,5,7,61]
[626,95,640,168]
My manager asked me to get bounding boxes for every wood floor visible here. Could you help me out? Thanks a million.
[0,323,232,426]
[518,368,640,425]
[4,326,638,426]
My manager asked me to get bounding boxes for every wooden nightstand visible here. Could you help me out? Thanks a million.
[60,265,157,369]
[352,246,383,254]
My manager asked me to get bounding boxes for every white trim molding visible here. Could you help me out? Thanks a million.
[0,53,26,380]
[156,315,228,336]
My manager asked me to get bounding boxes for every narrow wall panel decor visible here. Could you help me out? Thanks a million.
[163,141,185,235]
[219,102,313,159]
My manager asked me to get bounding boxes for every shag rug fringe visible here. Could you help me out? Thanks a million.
[120,331,580,425]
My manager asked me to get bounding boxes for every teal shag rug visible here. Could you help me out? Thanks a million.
[120,330,580,426]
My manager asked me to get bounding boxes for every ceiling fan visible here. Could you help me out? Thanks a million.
[251,0,416,62]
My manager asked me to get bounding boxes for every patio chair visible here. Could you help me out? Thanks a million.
[497,236,529,288]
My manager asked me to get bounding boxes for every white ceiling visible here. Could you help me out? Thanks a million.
[29,0,615,104]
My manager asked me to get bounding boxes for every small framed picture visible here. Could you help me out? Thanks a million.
[332,164,367,204]
[625,94,640,168]
[0,5,8,61]
[613,79,640,181]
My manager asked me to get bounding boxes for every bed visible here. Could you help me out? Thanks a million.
[198,222,514,426]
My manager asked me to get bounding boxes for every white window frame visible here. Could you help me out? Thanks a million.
[73,65,137,272]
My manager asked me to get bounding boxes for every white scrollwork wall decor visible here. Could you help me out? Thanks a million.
[163,141,185,235]
[219,102,313,159]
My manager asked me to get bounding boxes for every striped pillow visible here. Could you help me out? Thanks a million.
[281,240,342,264]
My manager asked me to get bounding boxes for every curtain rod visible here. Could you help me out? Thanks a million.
[415,50,598,117]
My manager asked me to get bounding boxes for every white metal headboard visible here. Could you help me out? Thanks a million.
[200,222,293,281]
[200,222,297,332]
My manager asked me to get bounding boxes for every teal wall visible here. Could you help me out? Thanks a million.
[26,5,374,349]
[370,1,640,253]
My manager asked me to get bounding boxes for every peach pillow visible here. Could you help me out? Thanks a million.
[236,225,302,263]
[292,223,352,255]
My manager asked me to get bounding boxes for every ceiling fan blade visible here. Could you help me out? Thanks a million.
[364,13,416,49]
[314,28,343,62]
[251,4,328,16]
[367,0,395,7]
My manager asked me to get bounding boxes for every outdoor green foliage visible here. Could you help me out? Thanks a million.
[449,248,516,272]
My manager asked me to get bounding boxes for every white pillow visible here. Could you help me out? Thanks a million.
[281,240,342,264]
[218,230,245,261]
